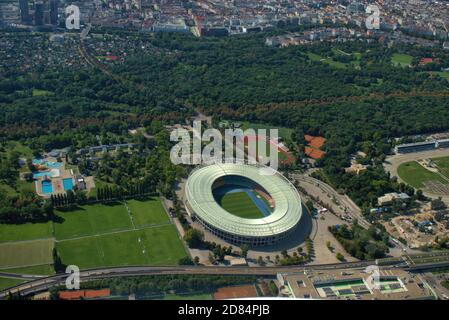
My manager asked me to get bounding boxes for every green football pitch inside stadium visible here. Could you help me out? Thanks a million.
[218,191,265,219]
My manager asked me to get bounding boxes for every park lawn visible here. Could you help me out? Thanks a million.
[0,277,26,291]
[307,52,347,69]
[392,53,413,67]
[54,203,132,240]
[0,264,54,276]
[32,89,53,97]
[56,225,187,269]
[429,71,449,80]
[397,161,447,188]
[244,140,290,163]
[432,156,449,179]
[0,222,53,243]
[0,239,54,268]
[127,197,169,227]
[240,121,293,140]
[219,191,264,219]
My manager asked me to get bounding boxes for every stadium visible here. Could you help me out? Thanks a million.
[184,163,302,246]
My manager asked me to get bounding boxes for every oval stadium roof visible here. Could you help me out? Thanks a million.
[185,163,302,238]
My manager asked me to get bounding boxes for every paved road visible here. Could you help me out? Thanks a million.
[421,272,449,300]
[291,173,370,229]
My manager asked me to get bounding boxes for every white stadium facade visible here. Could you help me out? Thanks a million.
[184,163,302,246]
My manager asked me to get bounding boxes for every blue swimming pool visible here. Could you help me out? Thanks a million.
[63,178,74,191]
[32,159,62,168]
[42,181,53,194]
[33,171,52,179]
[47,161,62,168]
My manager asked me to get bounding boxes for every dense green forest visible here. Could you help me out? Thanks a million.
[0,30,449,220]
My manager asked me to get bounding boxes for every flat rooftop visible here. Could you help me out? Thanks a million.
[282,269,435,300]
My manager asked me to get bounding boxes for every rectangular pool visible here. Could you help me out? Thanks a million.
[42,181,53,194]
[63,178,74,191]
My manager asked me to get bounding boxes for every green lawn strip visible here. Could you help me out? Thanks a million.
[0,264,54,276]
[0,277,26,291]
[160,293,212,300]
[397,161,447,188]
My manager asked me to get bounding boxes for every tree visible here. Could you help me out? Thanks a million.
[183,228,204,248]
[178,256,194,265]
[336,252,345,262]
[305,200,314,213]
[431,198,446,210]
[53,248,65,273]
[240,244,249,259]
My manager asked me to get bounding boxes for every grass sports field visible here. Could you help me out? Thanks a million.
[397,161,447,188]
[391,53,413,67]
[127,197,168,227]
[57,225,186,269]
[219,191,264,219]
[0,222,53,243]
[0,239,54,268]
[0,198,188,271]
[432,156,449,179]
[54,203,133,240]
